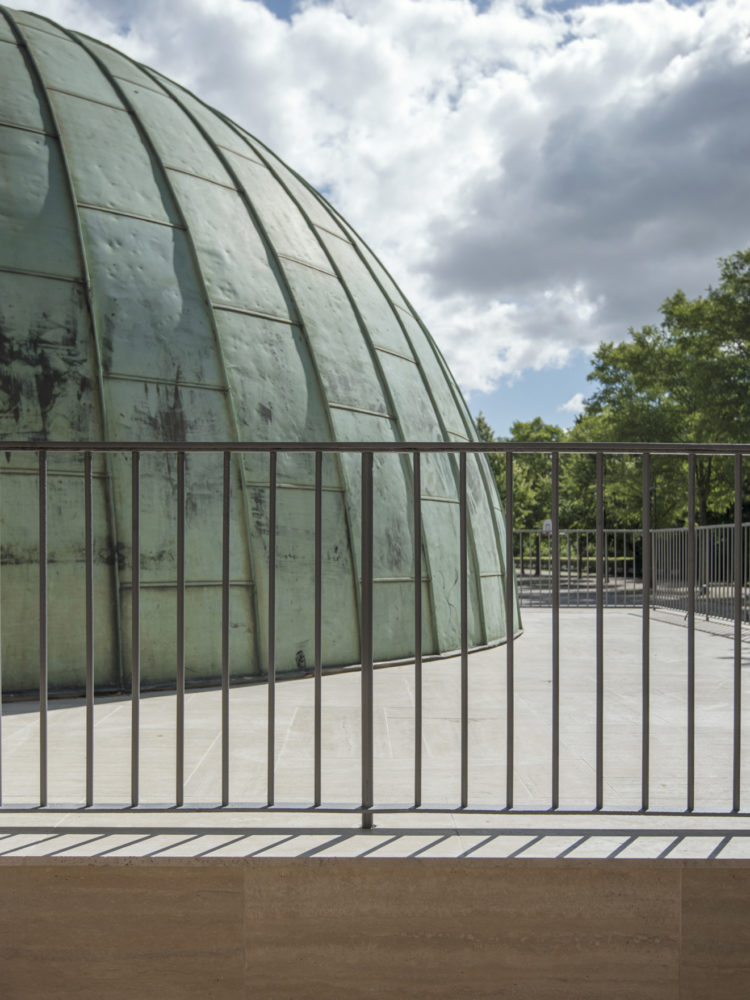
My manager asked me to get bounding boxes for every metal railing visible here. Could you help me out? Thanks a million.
[514,523,750,621]
[652,523,750,622]
[515,528,644,608]
[0,440,748,824]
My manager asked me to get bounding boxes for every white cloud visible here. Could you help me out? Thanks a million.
[14,0,750,400]
[558,392,586,417]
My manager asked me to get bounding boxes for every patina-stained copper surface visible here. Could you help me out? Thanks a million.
[0,6,517,692]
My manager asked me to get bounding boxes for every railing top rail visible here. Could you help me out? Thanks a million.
[1,441,750,455]
[514,526,644,533]
[651,522,750,534]
[514,523,750,534]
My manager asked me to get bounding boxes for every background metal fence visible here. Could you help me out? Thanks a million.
[514,523,750,621]
[515,528,644,608]
[514,523,750,622]
[0,440,748,824]
[651,523,750,622]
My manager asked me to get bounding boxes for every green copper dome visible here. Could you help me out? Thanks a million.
[0,6,518,693]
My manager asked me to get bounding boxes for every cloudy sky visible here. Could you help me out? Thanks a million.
[19,0,750,435]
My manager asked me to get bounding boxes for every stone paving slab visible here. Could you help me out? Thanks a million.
[2,607,750,858]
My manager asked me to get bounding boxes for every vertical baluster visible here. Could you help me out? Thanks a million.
[687,453,696,812]
[314,451,323,807]
[84,452,94,807]
[551,451,560,809]
[131,451,140,807]
[361,451,374,829]
[614,531,618,607]
[641,453,651,812]
[39,451,48,807]
[595,451,604,810]
[413,451,422,809]
[733,453,742,812]
[176,451,186,807]
[460,451,468,808]
[221,451,231,807]
[505,451,514,809]
[267,451,277,807]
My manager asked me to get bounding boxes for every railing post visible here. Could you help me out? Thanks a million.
[0,457,2,807]
[595,451,604,810]
[505,451,515,809]
[460,451,468,808]
[131,451,140,808]
[267,451,277,807]
[221,451,231,807]
[641,453,651,812]
[314,450,323,807]
[85,451,94,808]
[687,453,696,812]
[413,450,422,809]
[39,450,48,807]
[361,451,374,829]
[176,450,186,807]
[551,451,560,809]
[733,453,742,812]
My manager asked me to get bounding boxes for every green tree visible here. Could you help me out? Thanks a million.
[475,412,566,530]
[474,247,750,529]
[507,417,566,530]
[475,411,502,484]
[583,249,750,524]
[660,248,750,442]
[564,409,687,528]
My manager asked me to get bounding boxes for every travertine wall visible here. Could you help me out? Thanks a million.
[1,858,749,998]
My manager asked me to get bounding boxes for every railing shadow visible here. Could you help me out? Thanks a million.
[0,822,748,861]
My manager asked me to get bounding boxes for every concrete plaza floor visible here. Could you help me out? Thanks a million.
[2,607,750,859]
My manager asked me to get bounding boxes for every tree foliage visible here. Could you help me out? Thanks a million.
[478,249,750,528]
